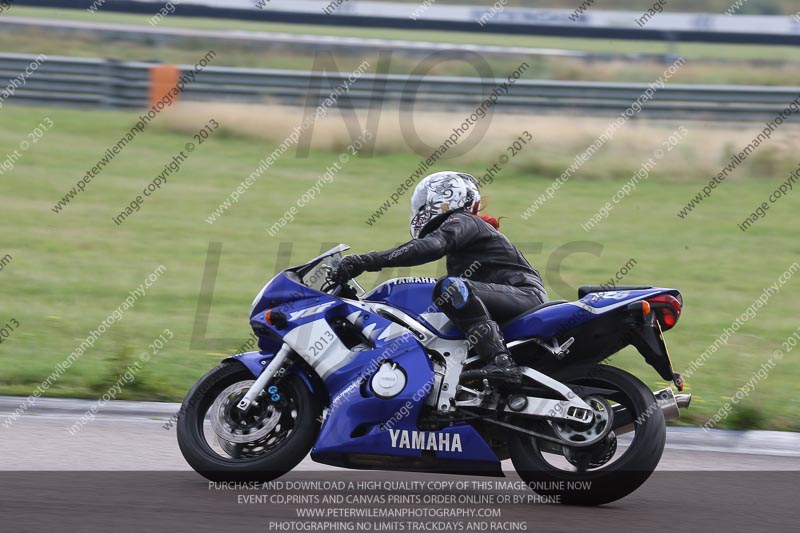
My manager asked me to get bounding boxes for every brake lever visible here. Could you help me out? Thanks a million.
[321,259,345,295]
[323,259,341,282]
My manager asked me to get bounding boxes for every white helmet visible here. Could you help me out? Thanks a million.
[409,171,481,239]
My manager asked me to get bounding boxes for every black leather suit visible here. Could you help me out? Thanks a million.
[365,211,548,332]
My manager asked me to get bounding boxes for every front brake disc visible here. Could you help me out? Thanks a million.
[209,381,282,445]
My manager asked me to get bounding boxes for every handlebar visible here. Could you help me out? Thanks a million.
[320,258,361,299]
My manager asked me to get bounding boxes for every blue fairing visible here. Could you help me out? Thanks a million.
[363,278,464,339]
[311,341,497,463]
[226,350,317,395]
[242,270,500,466]
[363,278,681,342]
[234,248,679,473]
[311,300,497,463]
[502,287,682,340]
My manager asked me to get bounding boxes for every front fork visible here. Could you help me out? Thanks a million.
[236,343,292,412]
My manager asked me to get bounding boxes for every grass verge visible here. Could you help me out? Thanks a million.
[0,102,798,430]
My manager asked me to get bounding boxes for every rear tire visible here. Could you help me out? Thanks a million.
[177,361,322,482]
[509,365,666,505]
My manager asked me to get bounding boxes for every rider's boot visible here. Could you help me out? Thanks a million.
[459,320,521,383]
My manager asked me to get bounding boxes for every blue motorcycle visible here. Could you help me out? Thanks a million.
[177,245,691,505]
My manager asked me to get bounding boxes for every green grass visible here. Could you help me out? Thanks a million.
[0,103,798,431]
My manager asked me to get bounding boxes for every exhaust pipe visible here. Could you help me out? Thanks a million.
[675,393,692,409]
[614,388,692,435]
[655,388,692,421]
[655,388,680,421]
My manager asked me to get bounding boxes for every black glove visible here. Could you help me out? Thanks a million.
[332,253,381,284]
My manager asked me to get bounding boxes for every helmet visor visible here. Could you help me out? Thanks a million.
[409,183,430,239]
[410,206,430,239]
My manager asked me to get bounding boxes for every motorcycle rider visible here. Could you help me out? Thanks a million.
[333,171,548,382]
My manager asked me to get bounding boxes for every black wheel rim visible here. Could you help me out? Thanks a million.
[530,376,641,474]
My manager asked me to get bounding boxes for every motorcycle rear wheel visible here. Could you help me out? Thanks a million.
[509,365,666,505]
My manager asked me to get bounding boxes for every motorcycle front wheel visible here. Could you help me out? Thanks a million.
[177,361,322,481]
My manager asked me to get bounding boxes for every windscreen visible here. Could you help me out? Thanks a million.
[301,252,341,292]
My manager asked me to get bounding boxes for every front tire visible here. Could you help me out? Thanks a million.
[177,361,322,481]
[509,365,666,505]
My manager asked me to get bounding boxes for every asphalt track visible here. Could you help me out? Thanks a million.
[1,411,798,532]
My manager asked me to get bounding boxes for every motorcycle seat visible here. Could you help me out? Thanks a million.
[501,300,568,327]
[577,285,653,298]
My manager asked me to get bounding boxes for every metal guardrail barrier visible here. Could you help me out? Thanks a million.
[0,54,152,109]
[2,53,799,120]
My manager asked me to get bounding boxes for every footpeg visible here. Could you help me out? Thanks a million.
[556,337,575,359]
[460,368,521,384]
[454,380,493,407]
[528,336,574,360]
[463,355,481,366]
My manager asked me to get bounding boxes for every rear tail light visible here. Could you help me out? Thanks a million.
[647,294,682,330]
